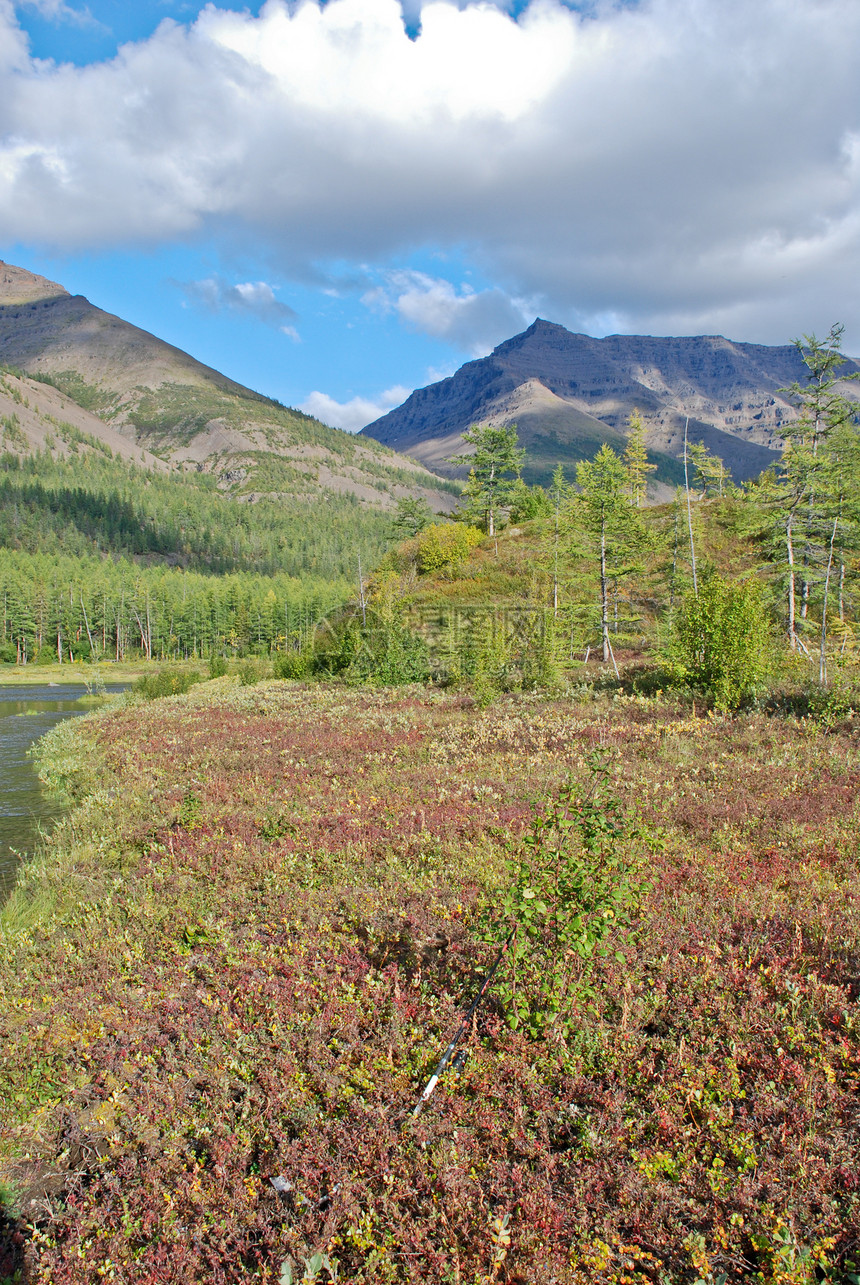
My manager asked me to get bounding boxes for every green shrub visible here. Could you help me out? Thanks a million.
[673,573,771,710]
[469,614,513,707]
[520,611,563,691]
[415,522,482,578]
[134,668,201,700]
[481,751,648,1042]
[441,610,561,703]
[311,609,429,686]
[238,657,269,686]
[345,619,430,686]
[208,654,229,679]
[273,649,313,680]
[767,676,860,725]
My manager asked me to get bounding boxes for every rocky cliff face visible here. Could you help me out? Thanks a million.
[362,320,860,488]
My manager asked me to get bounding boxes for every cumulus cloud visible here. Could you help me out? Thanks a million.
[363,270,532,356]
[301,384,411,432]
[0,0,859,344]
[181,275,299,336]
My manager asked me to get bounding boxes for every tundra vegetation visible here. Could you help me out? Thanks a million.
[1,330,860,1282]
[1,681,859,1283]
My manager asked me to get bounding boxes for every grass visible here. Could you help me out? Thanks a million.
[0,661,154,687]
[1,679,859,1283]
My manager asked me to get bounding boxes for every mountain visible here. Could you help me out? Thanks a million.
[1,365,166,470]
[362,320,860,491]
[0,261,456,514]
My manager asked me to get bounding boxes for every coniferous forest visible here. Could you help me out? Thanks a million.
[0,446,390,663]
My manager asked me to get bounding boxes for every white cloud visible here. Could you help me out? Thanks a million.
[0,0,859,345]
[363,270,532,356]
[181,275,299,336]
[301,384,410,432]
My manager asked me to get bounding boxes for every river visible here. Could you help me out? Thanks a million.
[0,682,126,904]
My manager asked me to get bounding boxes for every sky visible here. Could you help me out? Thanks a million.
[1,0,859,431]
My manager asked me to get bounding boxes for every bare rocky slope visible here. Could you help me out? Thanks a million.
[362,319,860,490]
[0,261,456,513]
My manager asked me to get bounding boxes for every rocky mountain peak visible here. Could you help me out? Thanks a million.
[0,261,69,306]
[362,319,860,494]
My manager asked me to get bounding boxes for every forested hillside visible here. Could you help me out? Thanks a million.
[0,447,386,663]
[0,262,463,667]
[0,449,390,576]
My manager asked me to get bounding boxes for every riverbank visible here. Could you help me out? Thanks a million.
[2,680,859,1283]
[0,661,184,687]
[0,681,132,903]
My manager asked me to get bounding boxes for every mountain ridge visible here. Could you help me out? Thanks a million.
[0,261,457,514]
[362,319,860,491]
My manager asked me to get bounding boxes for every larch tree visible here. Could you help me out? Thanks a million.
[688,440,731,498]
[777,325,860,652]
[388,496,433,541]
[623,410,656,507]
[574,444,645,669]
[458,423,526,538]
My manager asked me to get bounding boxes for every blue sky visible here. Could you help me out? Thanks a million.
[3,0,860,429]
[17,1,231,65]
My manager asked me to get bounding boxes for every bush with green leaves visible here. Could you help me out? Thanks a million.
[273,648,313,680]
[208,654,229,679]
[468,613,514,706]
[133,667,201,700]
[346,618,430,686]
[482,751,648,1041]
[309,609,429,687]
[238,657,270,686]
[674,572,771,710]
[415,522,482,577]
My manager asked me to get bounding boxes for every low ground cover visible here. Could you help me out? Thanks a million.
[1,680,859,1283]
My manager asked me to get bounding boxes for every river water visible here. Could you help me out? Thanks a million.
[0,683,126,903]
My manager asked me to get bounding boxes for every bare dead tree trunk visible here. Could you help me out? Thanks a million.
[485,462,497,539]
[820,517,838,685]
[600,520,609,663]
[131,606,152,660]
[80,594,97,659]
[683,417,698,597]
[786,510,797,652]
